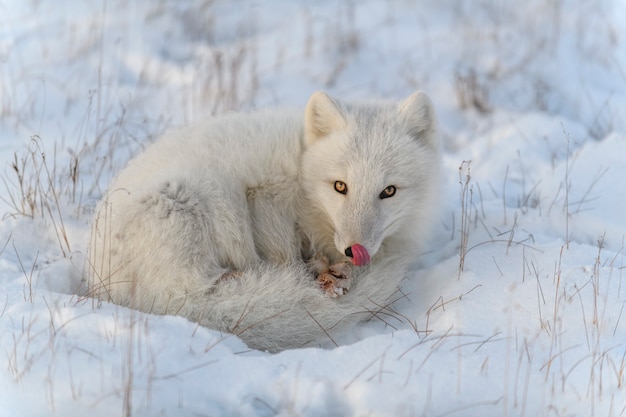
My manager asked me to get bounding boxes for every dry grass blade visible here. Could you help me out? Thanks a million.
[458,160,473,278]
[304,307,338,348]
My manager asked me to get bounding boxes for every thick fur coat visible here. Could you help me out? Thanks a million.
[86,91,439,352]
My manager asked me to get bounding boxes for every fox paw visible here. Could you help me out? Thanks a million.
[316,261,352,298]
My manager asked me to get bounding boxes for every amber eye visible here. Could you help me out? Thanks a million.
[334,180,348,195]
[379,185,396,199]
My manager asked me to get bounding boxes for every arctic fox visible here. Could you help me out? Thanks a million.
[86,91,439,352]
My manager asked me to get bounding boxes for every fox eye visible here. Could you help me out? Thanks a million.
[334,180,348,195]
[379,185,396,199]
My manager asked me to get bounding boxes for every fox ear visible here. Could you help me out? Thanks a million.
[397,91,437,148]
[304,91,348,145]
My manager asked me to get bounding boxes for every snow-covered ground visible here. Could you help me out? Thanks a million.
[1,1,625,415]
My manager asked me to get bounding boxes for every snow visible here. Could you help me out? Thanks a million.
[1,0,625,416]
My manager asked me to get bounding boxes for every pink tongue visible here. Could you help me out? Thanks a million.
[349,244,370,266]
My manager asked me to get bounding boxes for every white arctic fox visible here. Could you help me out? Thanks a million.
[87,91,439,352]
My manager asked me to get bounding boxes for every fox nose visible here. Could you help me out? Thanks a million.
[344,247,353,257]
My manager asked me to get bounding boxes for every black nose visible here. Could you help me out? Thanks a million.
[345,247,353,258]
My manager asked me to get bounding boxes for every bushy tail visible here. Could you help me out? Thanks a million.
[185,257,408,352]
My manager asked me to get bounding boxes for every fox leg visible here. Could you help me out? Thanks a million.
[144,179,262,275]
[246,187,300,264]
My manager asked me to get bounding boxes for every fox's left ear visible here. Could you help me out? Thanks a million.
[304,91,348,146]
[397,91,438,149]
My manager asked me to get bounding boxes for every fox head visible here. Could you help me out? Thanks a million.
[301,90,439,266]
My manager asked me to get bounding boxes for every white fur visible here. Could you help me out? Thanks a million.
[86,91,439,352]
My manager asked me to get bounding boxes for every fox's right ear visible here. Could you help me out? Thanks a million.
[397,91,438,149]
[304,91,348,145]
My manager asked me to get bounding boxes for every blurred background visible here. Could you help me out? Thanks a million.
[1,1,624,189]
